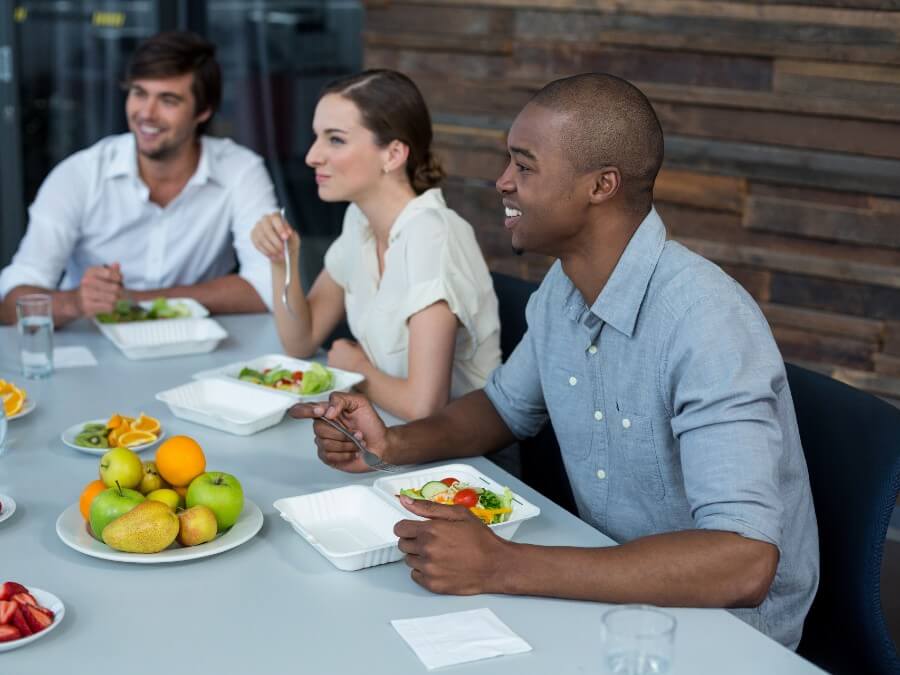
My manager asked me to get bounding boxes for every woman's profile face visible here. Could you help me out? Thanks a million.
[306,93,385,203]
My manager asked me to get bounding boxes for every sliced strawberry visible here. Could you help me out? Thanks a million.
[11,592,38,608]
[0,582,28,601]
[0,600,16,624]
[0,624,21,642]
[22,605,52,633]
[11,607,32,637]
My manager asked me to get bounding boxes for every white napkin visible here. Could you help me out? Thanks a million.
[53,346,98,368]
[391,608,532,670]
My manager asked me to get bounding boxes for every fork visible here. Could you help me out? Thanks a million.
[316,416,403,472]
[280,207,299,320]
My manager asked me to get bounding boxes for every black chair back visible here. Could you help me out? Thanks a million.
[788,363,900,674]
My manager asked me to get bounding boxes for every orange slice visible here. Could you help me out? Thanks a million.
[2,388,24,417]
[107,413,125,429]
[117,430,157,448]
[131,413,161,435]
[108,422,132,446]
[0,380,13,395]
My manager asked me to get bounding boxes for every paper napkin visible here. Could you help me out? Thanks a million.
[53,346,98,368]
[391,608,532,670]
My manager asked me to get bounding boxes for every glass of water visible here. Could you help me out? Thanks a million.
[16,294,54,379]
[0,404,7,458]
[601,605,676,675]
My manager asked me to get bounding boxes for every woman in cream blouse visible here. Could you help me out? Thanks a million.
[251,70,501,421]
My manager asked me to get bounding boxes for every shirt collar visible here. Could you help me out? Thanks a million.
[562,206,666,338]
[359,188,446,244]
[103,134,216,187]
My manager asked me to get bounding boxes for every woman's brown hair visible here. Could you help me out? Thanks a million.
[321,70,444,194]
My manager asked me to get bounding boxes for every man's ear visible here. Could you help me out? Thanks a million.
[196,107,213,125]
[588,167,620,205]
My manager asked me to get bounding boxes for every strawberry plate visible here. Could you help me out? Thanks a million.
[55,499,263,564]
[0,588,65,652]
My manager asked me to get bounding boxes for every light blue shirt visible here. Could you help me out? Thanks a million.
[484,207,819,649]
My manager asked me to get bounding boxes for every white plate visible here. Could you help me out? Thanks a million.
[192,353,365,403]
[8,398,35,421]
[0,587,65,652]
[60,419,165,455]
[55,499,263,564]
[156,379,294,436]
[0,494,16,524]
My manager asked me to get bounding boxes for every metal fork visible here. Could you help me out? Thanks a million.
[316,416,403,472]
[280,207,298,319]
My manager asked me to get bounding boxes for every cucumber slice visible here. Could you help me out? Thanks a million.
[420,481,450,500]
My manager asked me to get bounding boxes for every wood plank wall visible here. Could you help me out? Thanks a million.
[363,0,900,404]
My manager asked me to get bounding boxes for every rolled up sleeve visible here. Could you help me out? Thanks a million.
[484,293,549,439]
[663,294,787,549]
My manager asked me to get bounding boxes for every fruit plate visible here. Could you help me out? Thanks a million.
[0,587,65,652]
[191,353,365,403]
[0,494,16,525]
[8,397,35,421]
[55,499,263,564]
[60,419,165,455]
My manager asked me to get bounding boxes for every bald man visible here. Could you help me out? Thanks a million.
[291,73,819,649]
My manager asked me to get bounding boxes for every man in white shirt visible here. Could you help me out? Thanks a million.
[0,31,277,326]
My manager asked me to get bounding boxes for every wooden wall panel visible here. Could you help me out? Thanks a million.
[363,0,900,403]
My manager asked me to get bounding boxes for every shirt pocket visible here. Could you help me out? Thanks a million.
[615,408,666,501]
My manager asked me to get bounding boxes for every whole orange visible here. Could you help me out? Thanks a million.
[79,479,107,521]
[155,436,206,487]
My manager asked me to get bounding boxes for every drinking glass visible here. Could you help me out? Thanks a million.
[601,605,676,675]
[16,294,54,379]
[0,404,7,457]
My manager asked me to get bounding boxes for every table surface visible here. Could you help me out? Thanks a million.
[0,314,823,674]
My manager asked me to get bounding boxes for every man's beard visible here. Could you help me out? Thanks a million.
[139,142,178,161]
[512,245,524,256]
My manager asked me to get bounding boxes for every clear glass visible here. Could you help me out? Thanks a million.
[601,606,676,675]
[16,294,54,379]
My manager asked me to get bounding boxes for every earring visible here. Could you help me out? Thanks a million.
[382,166,389,174]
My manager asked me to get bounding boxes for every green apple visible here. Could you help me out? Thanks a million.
[99,447,143,489]
[186,472,244,531]
[177,505,219,546]
[138,461,167,494]
[146,488,181,511]
[89,484,145,540]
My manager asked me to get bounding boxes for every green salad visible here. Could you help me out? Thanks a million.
[96,298,191,323]
[237,362,335,395]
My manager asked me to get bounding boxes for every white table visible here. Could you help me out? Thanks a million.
[0,315,824,674]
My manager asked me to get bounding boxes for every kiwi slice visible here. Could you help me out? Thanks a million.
[74,432,109,449]
[82,423,107,432]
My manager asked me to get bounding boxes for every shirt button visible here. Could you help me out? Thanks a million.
[622,418,631,429]
[568,376,577,386]
[594,410,603,421]
[596,469,607,480]
[588,345,598,355]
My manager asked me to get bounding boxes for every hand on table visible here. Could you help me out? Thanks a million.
[251,211,300,265]
[77,263,124,316]
[395,497,509,595]
[289,391,388,473]
[327,338,370,373]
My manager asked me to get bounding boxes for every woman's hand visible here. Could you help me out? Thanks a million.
[250,211,300,265]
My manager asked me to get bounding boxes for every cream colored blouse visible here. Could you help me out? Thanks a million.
[324,188,501,399]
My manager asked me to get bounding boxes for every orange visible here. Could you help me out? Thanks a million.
[131,414,161,435]
[117,430,157,448]
[79,480,107,521]
[155,436,206,487]
[2,388,24,416]
[106,413,125,429]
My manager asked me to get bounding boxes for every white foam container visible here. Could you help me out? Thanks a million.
[99,317,227,360]
[155,378,294,435]
[192,353,365,402]
[274,463,540,571]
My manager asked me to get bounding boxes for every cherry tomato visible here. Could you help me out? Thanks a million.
[453,488,478,508]
[292,371,304,382]
[440,477,458,487]
[280,379,292,386]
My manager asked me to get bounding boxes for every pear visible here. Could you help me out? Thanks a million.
[102,500,179,553]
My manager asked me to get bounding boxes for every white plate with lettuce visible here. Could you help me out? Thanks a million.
[191,354,365,403]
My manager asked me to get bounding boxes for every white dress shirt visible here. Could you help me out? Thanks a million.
[324,188,502,399]
[0,133,277,307]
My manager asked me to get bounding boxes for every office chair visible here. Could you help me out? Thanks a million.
[788,363,900,674]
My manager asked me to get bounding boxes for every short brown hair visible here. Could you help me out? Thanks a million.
[125,31,221,135]
[321,70,444,194]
